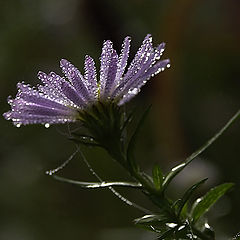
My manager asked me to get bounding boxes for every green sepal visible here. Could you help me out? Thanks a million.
[175,178,208,218]
[191,182,234,223]
[152,164,164,191]
[120,107,136,132]
[127,105,152,172]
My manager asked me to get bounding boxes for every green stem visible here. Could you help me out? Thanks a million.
[162,109,240,190]
[52,175,143,189]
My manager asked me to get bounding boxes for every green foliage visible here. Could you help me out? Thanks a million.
[134,214,168,225]
[191,183,234,223]
[52,105,240,239]
[152,164,164,191]
[176,178,208,218]
[127,105,152,172]
[233,232,240,239]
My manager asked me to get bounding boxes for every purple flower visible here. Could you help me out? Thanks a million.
[3,34,170,127]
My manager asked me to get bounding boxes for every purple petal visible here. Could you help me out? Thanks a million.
[123,34,153,82]
[4,111,76,126]
[102,49,118,98]
[137,59,170,84]
[3,81,80,126]
[84,55,98,99]
[114,36,131,84]
[154,42,166,60]
[60,59,91,102]
[99,40,115,97]
[118,59,170,105]
[37,71,74,106]
[111,34,153,98]
[11,99,75,116]
[61,81,86,107]
[119,49,156,95]
[17,82,73,111]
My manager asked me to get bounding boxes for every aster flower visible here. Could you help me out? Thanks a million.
[3,34,170,128]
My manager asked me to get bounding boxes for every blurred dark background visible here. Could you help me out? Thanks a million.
[0,0,239,239]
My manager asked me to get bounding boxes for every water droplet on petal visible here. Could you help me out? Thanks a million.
[16,123,21,128]
[128,88,138,95]
[45,123,50,128]
[167,63,171,68]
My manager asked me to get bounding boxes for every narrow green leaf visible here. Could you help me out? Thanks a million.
[134,214,168,225]
[191,183,234,223]
[162,109,240,191]
[127,105,152,172]
[152,164,164,191]
[176,178,208,217]
[121,108,136,132]
[68,134,100,147]
[157,228,176,240]
[52,175,142,189]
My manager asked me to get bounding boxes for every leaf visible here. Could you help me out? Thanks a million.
[121,108,136,132]
[176,178,208,217]
[157,228,176,240]
[191,183,234,223]
[127,105,152,172]
[152,164,164,191]
[162,109,240,191]
[52,175,142,189]
[68,134,100,147]
[134,214,168,225]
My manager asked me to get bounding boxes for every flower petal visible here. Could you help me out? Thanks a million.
[114,36,131,85]
[118,59,170,105]
[61,81,87,107]
[102,49,118,98]
[112,34,153,98]
[4,111,76,126]
[99,40,115,97]
[60,59,91,102]
[84,55,98,99]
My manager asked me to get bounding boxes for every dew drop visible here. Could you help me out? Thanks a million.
[178,225,185,231]
[45,123,50,128]
[204,223,211,229]
[45,170,53,175]
[128,88,138,95]
[166,223,177,228]
[16,123,21,128]
[167,63,171,68]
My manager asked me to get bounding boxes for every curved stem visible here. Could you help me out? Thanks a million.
[78,146,152,214]
[52,175,143,189]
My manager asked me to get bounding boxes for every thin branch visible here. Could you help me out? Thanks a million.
[45,148,78,175]
[77,145,152,214]
[52,175,142,189]
[163,109,240,189]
